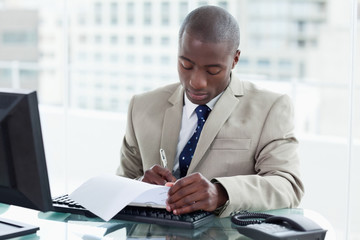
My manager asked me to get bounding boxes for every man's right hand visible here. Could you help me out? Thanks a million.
[142,164,177,185]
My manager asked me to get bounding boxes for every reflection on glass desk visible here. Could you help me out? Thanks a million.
[0,204,335,240]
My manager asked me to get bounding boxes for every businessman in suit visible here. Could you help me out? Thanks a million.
[117,5,304,217]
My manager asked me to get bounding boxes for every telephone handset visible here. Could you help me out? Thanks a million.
[231,211,327,240]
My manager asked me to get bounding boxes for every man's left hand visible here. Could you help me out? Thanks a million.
[165,173,228,215]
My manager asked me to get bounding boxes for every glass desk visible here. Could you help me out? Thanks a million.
[0,204,335,240]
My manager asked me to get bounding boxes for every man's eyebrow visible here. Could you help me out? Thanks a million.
[179,56,195,64]
[179,56,223,68]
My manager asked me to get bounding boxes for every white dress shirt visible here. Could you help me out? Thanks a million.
[172,92,222,178]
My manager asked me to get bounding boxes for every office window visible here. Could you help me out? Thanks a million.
[126,35,135,45]
[297,39,306,48]
[161,2,170,26]
[78,96,87,108]
[161,36,170,45]
[126,54,135,63]
[143,55,152,64]
[143,36,152,45]
[109,54,119,63]
[279,59,292,69]
[2,31,37,45]
[95,82,103,89]
[238,58,249,66]
[198,1,208,6]
[126,83,135,91]
[77,52,87,61]
[179,1,188,24]
[218,1,228,9]
[298,61,305,78]
[0,69,11,80]
[110,2,118,25]
[94,53,102,62]
[78,35,87,43]
[126,2,135,25]
[110,98,119,111]
[317,2,326,13]
[94,2,102,25]
[94,97,103,110]
[257,59,270,67]
[160,55,170,65]
[94,35,102,44]
[78,14,86,25]
[278,74,291,81]
[143,2,152,25]
[298,21,306,32]
[110,35,118,45]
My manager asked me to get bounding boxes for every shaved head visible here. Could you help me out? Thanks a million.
[179,5,240,53]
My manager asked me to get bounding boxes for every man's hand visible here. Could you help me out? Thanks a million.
[142,164,177,185]
[166,173,228,215]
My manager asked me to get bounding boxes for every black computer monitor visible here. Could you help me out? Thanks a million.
[0,88,53,238]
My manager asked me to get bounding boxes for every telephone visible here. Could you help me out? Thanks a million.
[231,211,327,240]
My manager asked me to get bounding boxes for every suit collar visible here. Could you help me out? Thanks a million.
[168,84,183,105]
[227,73,244,97]
[160,85,183,171]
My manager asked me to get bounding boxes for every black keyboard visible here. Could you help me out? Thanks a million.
[52,194,215,229]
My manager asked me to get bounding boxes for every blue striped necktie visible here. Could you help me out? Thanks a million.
[179,105,211,178]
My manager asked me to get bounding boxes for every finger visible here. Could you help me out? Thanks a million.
[161,170,177,183]
[142,171,167,185]
[165,182,174,187]
[168,188,205,211]
[167,173,219,213]
[168,174,201,201]
[166,180,194,212]
[172,199,207,215]
[168,174,196,195]
[143,165,176,185]
[152,165,176,182]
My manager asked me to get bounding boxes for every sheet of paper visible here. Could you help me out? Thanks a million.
[131,186,169,207]
[69,175,169,221]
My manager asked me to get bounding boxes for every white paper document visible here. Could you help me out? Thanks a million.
[69,175,170,221]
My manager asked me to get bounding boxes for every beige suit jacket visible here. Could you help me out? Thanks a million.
[117,74,304,217]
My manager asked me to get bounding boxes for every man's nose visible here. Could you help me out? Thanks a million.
[189,69,207,89]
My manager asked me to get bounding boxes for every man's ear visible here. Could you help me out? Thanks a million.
[232,50,241,69]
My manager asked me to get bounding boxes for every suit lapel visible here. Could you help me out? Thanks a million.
[160,85,184,170]
[187,75,244,174]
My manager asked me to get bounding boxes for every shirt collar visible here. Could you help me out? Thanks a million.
[183,92,223,119]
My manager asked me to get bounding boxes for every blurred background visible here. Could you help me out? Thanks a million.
[0,0,359,239]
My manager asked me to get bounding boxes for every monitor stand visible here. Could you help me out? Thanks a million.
[0,217,39,240]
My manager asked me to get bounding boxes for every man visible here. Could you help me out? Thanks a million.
[117,5,304,217]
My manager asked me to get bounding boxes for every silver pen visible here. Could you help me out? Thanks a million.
[159,148,167,168]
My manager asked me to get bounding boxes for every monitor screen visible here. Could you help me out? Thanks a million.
[0,88,52,212]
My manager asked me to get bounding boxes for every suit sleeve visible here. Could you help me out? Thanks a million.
[116,96,144,179]
[213,94,305,217]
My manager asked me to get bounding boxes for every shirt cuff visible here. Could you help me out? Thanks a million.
[214,200,230,216]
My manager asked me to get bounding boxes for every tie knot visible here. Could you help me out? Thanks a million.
[195,105,211,122]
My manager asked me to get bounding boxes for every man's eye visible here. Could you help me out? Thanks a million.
[181,63,193,70]
[207,68,221,75]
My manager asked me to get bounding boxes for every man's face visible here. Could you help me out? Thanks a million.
[178,31,240,105]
